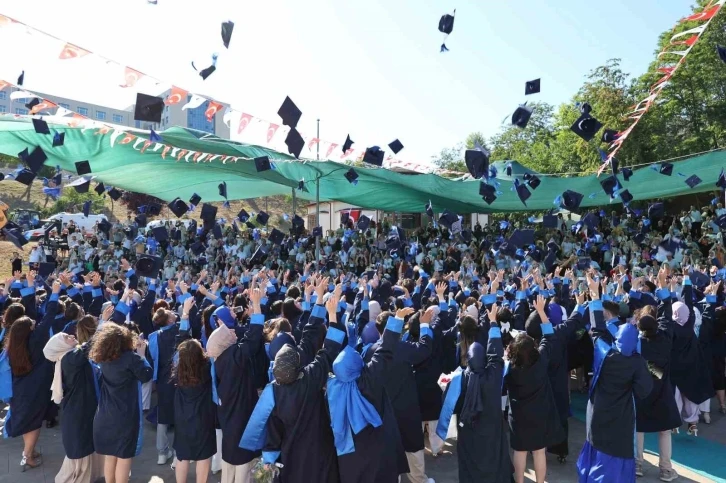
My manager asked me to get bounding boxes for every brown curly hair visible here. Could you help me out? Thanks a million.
[89,323,135,363]
[507,332,540,369]
[172,339,207,387]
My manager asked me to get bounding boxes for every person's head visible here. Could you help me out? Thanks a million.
[152,308,176,328]
[89,323,135,363]
[153,299,170,312]
[459,315,479,366]
[65,301,84,322]
[507,332,540,369]
[273,343,301,385]
[2,303,25,329]
[615,323,639,356]
[4,316,35,376]
[282,297,302,321]
[602,300,620,321]
[270,300,283,317]
[641,280,656,294]
[635,305,657,339]
[264,318,292,343]
[672,301,690,326]
[173,339,208,387]
[286,285,301,300]
[76,315,99,344]
[466,342,486,374]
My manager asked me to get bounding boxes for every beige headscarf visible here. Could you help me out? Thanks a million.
[206,326,237,359]
[43,333,76,404]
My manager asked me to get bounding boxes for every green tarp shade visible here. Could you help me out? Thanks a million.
[0,118,724,213]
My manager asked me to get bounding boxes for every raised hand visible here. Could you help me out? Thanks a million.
[395,307,415,319]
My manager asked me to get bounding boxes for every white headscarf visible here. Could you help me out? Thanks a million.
[43,333,76,404]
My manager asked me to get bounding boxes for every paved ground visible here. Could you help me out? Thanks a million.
[1,392,725,482]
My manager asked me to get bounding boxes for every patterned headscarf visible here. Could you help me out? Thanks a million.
[273,344,301,385]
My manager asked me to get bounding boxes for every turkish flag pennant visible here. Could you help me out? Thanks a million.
[30,99,58,114]
[68,113,85,127]
[237,113,253,134]
[307,138,320,151]
[120,67,144,88]
[119,133,137,144]
[58,42,91,60]
[205,101,223,121]
[161,145,171,159]
[0,80,9,91]
[658,66,676,75]
[325,143,338,158]
[340,148,354,159]
[267,123,279,143]
[165,86,188,105]
[682,4,721,22]
[176,149,188,161]
[671,34,700,47]
[193,152,202,162]
[95,126,112,135]
[140,140,152,154]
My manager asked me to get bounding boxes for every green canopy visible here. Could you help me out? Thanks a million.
[0,118,724,213]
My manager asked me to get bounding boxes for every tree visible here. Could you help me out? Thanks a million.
[431,132,489,175]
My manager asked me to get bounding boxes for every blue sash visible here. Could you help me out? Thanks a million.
[240,383,276,451]
[148,324,175,382]
[436,369,462,441]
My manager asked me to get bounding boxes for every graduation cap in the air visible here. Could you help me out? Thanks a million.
[582,213,599,231]
[621,167,633,182]
[385,235,401,251]
[285,128,304,159]
[340,211,350,225]
[135,213,147,227]
[312,226,323,238]
[251,244,269,263]
[508,229,534,248]
[25,98,41,112]
[618,189,633,205]
[19,146,47,174]
[716,214,726,229]
[425,200,434,218]
[525,78,541,95]
[659,163,673,176]
[134,93,164,123]
[292,214,304,229]
[152,226,168,242]
[514,179,531,206]
[479,182,497,205]
[610,156,620,176]
[52,132,65,147]
[135,255,163,278]
[543,214,558,228]
[717,45,726,64]
[342,134,354,153]
[190,241,206,256]
[68,176,90,193]
[17,70,24,86]
[75,160,91,176]
[685,174,702,189]
[465,146,489,179]
[523,173,541,190]
[658,238,680,256]
[256,211,269,226]
[570,112,603,142]
[200,204,218,223]
[560,190,584,211]
[602,129,619,143]
[438,10,455,52]
[717,168,726,190]
[189,193,202,206]
[357,215,371,232]
[192,54,217,80]
[269,228,285,245]
[82,201,91,218]
[512,104,534,129]
[252,157,272,173]
[438,210,458,228]
[278,96,302,129]
[600,176,619,197]
[212,224,223,240]
[237,209,250,222]
[32,118,51,135]
[388,139,404,154]
[147,203,162,217]
[218,181,228,201]
[648,202,664,219]
[98,219,112,235]
[221,20,234,49]
[344,168,359,185]
[2,226,29,249]
[363,146,385,166]
[108,187,122,201]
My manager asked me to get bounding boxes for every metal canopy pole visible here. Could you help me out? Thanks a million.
[315,118,321,263]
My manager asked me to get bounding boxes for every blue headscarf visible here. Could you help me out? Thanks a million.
[615,323,638,356]
[326,346,382,455]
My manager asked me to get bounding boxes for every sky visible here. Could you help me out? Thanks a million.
[0,0,693,167]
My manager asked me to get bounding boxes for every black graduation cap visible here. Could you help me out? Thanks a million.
[425,200,434,218]
[52,132,65,147]
[717,45,726,64]
[135,213,147,227]
[200,204,218,222]
[600,176,619,197]
[269,228,285,245]
[75,160,91,176]
[2,227,28,249]
[509,229,534,248]
[134,93,165,123]
[297,179,305,191]
[342,134,354,153]
[602,129,619,143]
[218,181,228,200]
[221,20,234,49]
[357,215,371,231]
[17,71,24,86]
[438,210,458,228]
[515,180,531,206]
[570,113,603,142]
[254,156,271,172]
[189,193,202,206]
[344,168,359,185]
[256,211,269,226]
[251,243,269,263]
[68,176,89,192]
[479,182,497,205]
[610,156,620,176]
[525,78,541,95]
[561,190,583,211]
[135,255,163,278]
[363,146,385,166]
[648,202,664,219]
[152,226,168,242]
[108,187,122,201]
[26,98,41,112]
[312,226,323,238]
[685,174,702,189]
[716,214,726,229]
[523,173,541,190]
[438,11,455,34]
[621,167,633,182]
[659,163,673,176]
[212,224,223,240]
[512,104,534,129]
[19,146,47,173]
[292,214,304,229]
[617,189,632,205]
[658,239,679,255]
[196,64,216,80]
[0,172,5,181]
[717,168,726,190]
[98,219,112,235]
[14,168,36,186]
[543,214,558,228]
[388,139,404,154]
[237,209,250,222]
[285,128,304,159]
[32,118,51,135]
[37,261,56,279]
[341,211,350,225]
[582,213,599,231]
[82,201,91,218]
[465,148,489,179]
[191,241,206,255]
[146,203,162,216]
[385,235,401,251]
[278,96,302,129]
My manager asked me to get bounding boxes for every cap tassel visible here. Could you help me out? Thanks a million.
[440,43,449,53]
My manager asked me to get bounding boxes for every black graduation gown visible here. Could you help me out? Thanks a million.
[5,295,54,438]
[504,329,564,451]
[586,309,652,458]
[670,283,714,405]
[636,297,680,433]
[363,326,432,453]
[263,326,344,483]
[173,361,217,461]
[150,323,180,425]
[60,343,99,459]
[214,320,264,465]
[94,350,153,458]
[338,326,409,483]
[448,330,512,483]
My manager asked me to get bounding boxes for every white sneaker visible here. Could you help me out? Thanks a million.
[703,412,711,424]
[157,448,173,465]
[635,462,644,477]
[659,468,679,481]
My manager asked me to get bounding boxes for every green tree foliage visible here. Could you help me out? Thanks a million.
[44,189,106,217]
[431,132,489,175]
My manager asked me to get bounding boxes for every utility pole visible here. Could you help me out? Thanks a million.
[315,118,321,263]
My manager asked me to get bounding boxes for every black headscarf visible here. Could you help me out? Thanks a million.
[460,342,486,426]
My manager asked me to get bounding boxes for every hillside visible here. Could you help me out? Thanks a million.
[0,178,300,278]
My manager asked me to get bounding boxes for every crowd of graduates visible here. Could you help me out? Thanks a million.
[1,198,726,483]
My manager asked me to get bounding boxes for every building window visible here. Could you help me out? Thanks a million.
[77,107,88,116]
[112,114,123,124]
[186,98,215,134]
[0,105,6,113]
[15,108,28,115]
[59,103,70,109]
[96,111,106,120]
[0,91,6,100]
[135,120,141,129]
